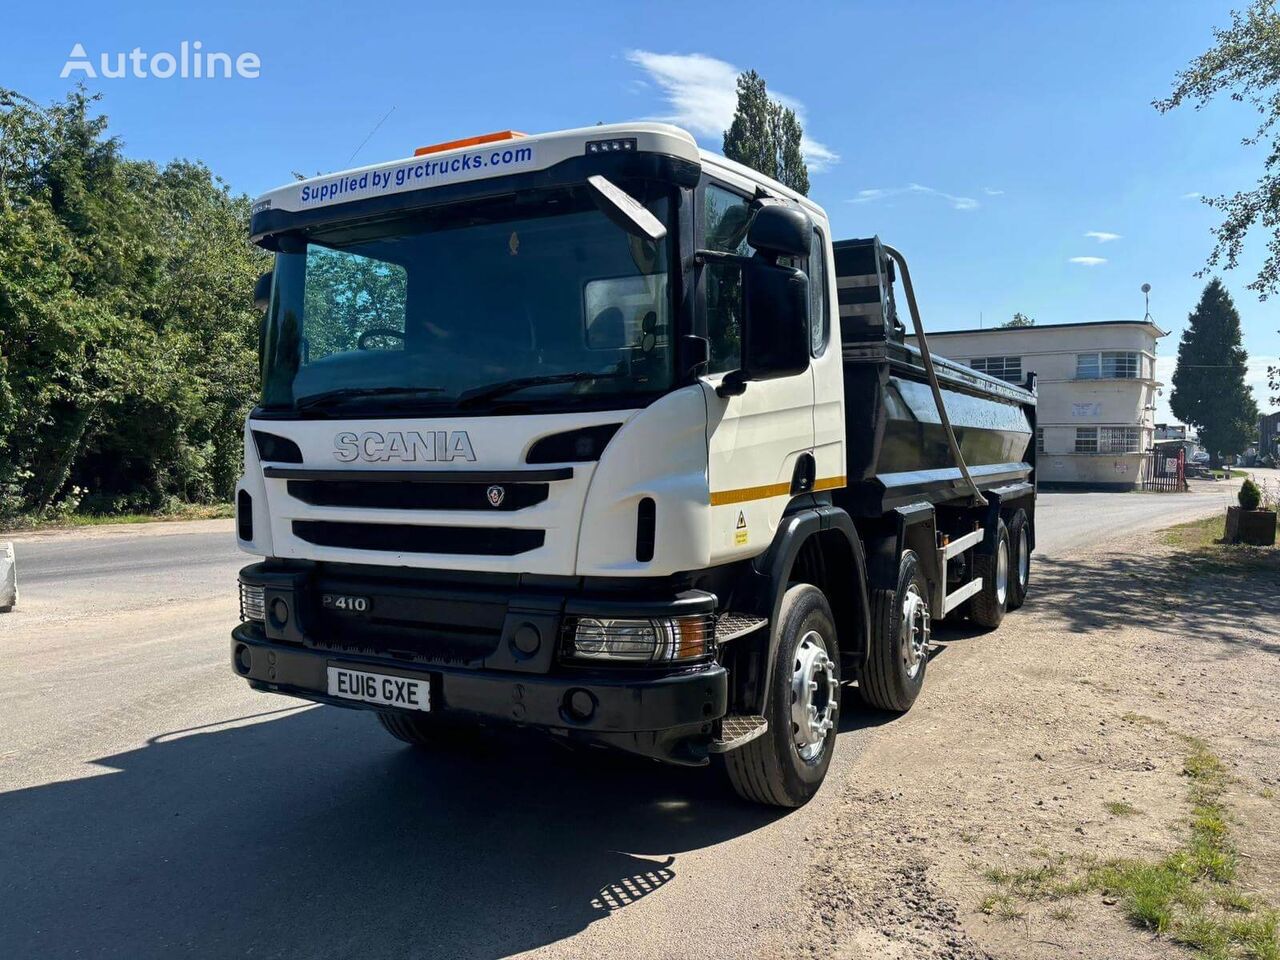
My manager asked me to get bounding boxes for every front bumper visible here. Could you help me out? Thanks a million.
[231,563,728,765]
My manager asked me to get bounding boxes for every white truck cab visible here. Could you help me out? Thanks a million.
[233,123,1036,806]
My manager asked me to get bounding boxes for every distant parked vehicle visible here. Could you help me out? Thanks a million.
[1192,451,1210,464]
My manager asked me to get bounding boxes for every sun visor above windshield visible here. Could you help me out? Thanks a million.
[250,123,701,245]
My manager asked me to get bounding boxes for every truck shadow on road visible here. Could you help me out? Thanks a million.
[1027,547,1279,656]
[1,702,795,960]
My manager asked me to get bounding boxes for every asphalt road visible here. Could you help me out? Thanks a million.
[0,476,1266,960]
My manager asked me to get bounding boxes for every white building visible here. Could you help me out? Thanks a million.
[914,320,1168,490]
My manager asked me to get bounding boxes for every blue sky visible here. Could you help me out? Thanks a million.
[3,0,1277,418]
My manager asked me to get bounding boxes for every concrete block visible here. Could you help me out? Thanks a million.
[0,541,15,612]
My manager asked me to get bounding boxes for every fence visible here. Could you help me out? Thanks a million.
[1142,445,1186,492]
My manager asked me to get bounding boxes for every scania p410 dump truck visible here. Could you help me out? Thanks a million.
[234,123,1036,807]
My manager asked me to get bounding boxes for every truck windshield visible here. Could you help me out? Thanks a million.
[260,182,675,415]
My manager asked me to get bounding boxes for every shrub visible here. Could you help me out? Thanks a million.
[1238,478,1261,510]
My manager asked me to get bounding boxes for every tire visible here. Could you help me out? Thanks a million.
[1006,509,1030,611]
[376,710,443,747]
[725,584,840,807]
[861,550,931,712]
[969,520,1010,629]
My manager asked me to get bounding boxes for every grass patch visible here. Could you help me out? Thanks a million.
[1160,516,1278,578]
[980,736,1279,958]
[0,502,233,533]
[979,892,1026,922]
[1106,800,1141,817]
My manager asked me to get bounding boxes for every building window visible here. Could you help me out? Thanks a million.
[1076,351,1139,379]
[1075,427,1098,453]
[1035,427,1045,454]
[1101,426,1141,454]
[967,355,1022,383]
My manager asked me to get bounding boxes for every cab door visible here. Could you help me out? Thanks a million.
[700,181,815,564]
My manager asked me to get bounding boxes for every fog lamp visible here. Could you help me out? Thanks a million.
[568,615,713,663]
[239,582,266,622]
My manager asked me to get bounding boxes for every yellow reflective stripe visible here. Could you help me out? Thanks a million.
[709,475,846,506]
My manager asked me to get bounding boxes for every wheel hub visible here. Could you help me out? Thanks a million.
[791,631,838,761]
[900,584,931,679]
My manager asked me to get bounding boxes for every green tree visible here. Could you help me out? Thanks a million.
[1157,1,1280,299]
[1170,279,1259,464]
[0,86,267,518]
[1002,312,1035,328]
[722,70,810,196]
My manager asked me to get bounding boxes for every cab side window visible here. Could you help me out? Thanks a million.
[703,184,754,374]
[810,227,829,356]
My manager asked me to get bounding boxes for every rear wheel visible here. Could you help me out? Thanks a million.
[969,520,1010,629]
[725,584,840,807]
[1006,509,1030,610]
[861,550,931,712]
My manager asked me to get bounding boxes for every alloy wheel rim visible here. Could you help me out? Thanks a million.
[791,630,838,762]
[996,539,1009,606]
[900,583,931,680]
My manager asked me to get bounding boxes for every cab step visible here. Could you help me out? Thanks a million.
[715,614,768,644]
[709,715,768,753]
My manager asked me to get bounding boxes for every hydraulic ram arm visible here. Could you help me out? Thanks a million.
[881,244,988,507]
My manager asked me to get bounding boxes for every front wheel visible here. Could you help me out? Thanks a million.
[861,549,931,712]
[376,710,444,747]
[725,584,840,807]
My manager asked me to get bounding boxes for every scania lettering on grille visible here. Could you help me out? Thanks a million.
[333,431,476,463]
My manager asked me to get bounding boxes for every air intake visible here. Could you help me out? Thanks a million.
[252,431,303,464]
[635,497,656,562]
[237,490,253,541]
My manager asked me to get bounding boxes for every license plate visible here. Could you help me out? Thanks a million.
[327,666,430,712]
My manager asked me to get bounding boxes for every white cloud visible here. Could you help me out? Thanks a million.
[799,137,839,173]
[983,187,1005,196]
[1248,356,1279,410]
[1084,231,1121,243]
[1182,191,1203,200]
[624,50,839,172]
[849,182,978,211]
[1069,256,1107,266]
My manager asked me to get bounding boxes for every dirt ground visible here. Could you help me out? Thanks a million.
[781,521,1280,960]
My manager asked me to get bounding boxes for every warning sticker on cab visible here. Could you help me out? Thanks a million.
[735,511,749,545]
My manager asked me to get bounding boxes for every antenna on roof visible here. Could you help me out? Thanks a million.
[346,105,396,167]
[1141,283,1153,323]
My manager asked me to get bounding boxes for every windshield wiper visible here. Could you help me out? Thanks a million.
[456,372,627,408]
[294,385,446,410]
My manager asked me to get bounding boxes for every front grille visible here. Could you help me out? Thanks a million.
[287,478,548,512]
[307,578,510,665]
[293,520,545,556]
[308,615,500,665]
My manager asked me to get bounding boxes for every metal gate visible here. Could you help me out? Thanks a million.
[1142,445,1186,491]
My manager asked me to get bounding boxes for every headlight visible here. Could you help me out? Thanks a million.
[566,615,713,663]
[239,581,265,622]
